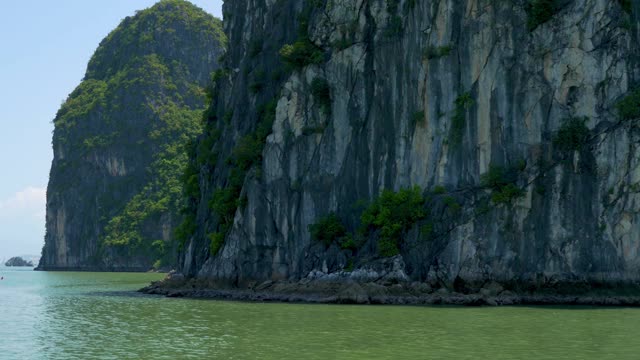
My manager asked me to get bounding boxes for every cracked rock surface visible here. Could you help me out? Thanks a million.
[182,0,640,291]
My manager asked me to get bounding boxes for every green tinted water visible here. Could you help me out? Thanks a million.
[1,266,639,359]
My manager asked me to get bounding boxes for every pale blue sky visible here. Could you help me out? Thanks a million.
[0,0,223,259]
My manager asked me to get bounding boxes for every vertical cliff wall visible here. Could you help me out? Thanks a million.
[179,0,640,289]
[38,0,226,271]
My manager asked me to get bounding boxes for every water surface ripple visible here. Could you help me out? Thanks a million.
[1,266,639,359]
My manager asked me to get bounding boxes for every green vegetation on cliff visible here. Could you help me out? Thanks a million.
[617,88,640,121]
[449,92,474,147]
[481,164,526,205]
[279,40,324,69]
[206,99,277,255]
[87,0,226,80]
[553,117,591,152]
[308,187,428,257]
[103,103,204,266]
[618,0,632,14]
[42,0,226,270]
[361,187,427,257]
[527,0,560,31]
[309,213,347,247]
[279,2,325,70]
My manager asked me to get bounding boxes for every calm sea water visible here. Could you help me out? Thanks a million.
[1,266,640,359]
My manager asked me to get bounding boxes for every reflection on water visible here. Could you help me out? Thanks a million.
[1,266,639,359]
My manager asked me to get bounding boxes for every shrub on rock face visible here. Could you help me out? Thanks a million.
[527,0,559,31]
[617,88,640,121]
[208,232,225,256]
[279,40,324,69]
[450,92,474,147]
[481,165,525,205]
[360,187,427,257]
[310,77,331,113]
[553,117,590,152]
[618,0,632,14]
[423,45,453,60]
[309,213,347,247]
[491,183,525,205]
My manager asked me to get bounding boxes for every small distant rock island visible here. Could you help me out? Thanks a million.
[5,257,34,267]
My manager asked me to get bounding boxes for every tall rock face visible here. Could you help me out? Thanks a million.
[182,0,640,288]
[38,0,226,271]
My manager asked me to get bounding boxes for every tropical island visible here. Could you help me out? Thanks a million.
[36,0,640,305]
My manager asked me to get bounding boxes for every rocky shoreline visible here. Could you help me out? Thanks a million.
[140,275,640,307]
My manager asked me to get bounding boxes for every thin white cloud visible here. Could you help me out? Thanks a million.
[0,186,46,220]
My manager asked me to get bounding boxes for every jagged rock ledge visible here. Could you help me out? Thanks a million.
[141,272,640,307]
[139,280,640,307]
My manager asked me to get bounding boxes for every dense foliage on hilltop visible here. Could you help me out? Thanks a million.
[87,0,225,80]
[44,0,225,270]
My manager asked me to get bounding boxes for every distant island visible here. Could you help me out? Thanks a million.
[5,257,34,267]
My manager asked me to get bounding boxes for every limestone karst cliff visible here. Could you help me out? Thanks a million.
[177,0,640,292]
[38,0,226,271]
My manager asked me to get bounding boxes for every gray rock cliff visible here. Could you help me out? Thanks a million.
[183,0,639,290]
